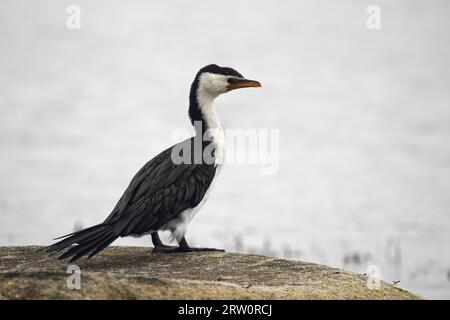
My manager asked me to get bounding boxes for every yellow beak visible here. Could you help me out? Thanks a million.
[227,79,262,91]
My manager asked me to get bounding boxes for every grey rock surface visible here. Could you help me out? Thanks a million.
[0,246,421,299]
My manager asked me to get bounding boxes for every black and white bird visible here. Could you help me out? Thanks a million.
[46,64,261,262]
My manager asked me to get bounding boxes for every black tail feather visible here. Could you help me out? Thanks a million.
[63,233,112,262]
[46,224,118,262]
[58,230,111,260]
[87,235,117,259]
[47,224,108,253]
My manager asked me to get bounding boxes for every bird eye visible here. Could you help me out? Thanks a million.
[227,78,237,84]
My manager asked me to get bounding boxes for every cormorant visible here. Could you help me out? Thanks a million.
[46,64,261,262]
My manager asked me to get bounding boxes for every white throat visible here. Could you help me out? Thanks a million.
[196,75,226,166]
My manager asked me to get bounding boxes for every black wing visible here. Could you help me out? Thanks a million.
[103,137,217,236]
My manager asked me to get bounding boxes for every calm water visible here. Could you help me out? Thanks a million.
[1,1,450,299]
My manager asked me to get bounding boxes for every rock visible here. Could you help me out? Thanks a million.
[0,246,421,299]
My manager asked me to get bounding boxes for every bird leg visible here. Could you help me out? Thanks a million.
[175,236,225,253]
[152,233,224,253]
[151,232,178,252]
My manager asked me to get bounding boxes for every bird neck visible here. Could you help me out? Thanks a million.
[189,82,223,136]
[189,79,226,166]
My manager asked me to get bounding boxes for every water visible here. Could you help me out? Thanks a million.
[1,0,450,299]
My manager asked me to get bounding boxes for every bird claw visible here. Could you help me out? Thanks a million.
[152,245,179,253]
[172,247,225,253]
[153,246,225,253]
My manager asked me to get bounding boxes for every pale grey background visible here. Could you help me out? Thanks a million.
[1,0,449,298]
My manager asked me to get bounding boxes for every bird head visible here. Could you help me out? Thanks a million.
[189,64,261,126]
[193,64,261,98]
